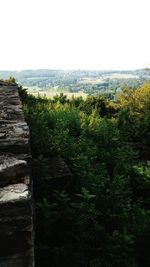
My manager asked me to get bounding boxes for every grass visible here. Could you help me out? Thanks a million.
[27,88,88,99]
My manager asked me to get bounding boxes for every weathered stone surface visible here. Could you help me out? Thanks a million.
[0,85,24,122]
[0,156,28,186]
[0,82,34,266]
[0,200,32,218]
[0,183,29,203]
[0,122,29,138]
[0,215,32,234]
[0,138,29,154]
[0,121,29,153]
[0,251,33,267]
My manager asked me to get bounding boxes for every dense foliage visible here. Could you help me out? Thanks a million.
[21,83,150,267]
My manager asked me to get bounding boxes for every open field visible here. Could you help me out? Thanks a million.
[79,78,103,84]
[79,73,138,84]
[107,73,138,79]
[27,89,88,99]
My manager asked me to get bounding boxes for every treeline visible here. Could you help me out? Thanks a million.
[20,82,150,267]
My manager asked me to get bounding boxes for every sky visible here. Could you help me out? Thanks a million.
[0,0,150,70]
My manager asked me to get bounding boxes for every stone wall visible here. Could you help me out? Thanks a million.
[0,81,34,266]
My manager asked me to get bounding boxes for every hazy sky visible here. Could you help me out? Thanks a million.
[0,0,150,70]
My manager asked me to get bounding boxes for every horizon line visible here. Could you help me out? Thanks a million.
[0,67,147,72]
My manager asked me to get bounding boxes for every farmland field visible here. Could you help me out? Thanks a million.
[27,88,88,99]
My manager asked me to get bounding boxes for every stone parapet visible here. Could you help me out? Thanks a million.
[0,82,34,267]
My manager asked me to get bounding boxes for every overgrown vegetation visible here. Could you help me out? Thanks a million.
[21,82,150,267]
